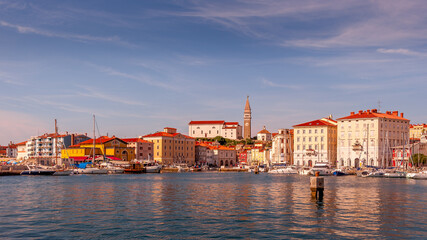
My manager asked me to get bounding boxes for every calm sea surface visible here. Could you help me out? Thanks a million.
[1,173,426,239]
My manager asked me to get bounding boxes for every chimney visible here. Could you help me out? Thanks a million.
[358,110,363,114]
[386,111,391,115]
[367,109,371,113]
[400,113,404,118]
[372,109,377,113]
[350,112,355,115]
[393,111,398,116]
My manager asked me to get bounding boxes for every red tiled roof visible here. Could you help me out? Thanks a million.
[225,122,239,125]
[142,132,194,139]
[78,136,126,145]
[16,141,27,146]
[189,120,225,125]
[410,124,427,128]
[223,127,237,129]
[293,119,336,127]
[272,133,278,137]
[337,110,409,121]
[258,129,270,134]
[122,138,152,144]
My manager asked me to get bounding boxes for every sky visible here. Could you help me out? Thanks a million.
[1,0,427,144]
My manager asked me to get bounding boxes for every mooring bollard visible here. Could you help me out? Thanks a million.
[310,171,324,200]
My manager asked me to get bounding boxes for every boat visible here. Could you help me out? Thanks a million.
[53,169,74,176]
[310,162,333,176]
[299,166,311,175]
[74,166,108,174]
[366,170,385,177]
[407,171,427,179]
[124,163,145,174]
[268,165,298,174]
[21,165,56,175]
[143,161,162,173]
[100,162,124,174]
[384,171,406,178]
[333,169,349,176]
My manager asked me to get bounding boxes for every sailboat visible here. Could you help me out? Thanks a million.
[74,115,107,174]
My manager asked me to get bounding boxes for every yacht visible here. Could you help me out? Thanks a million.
[269,165,298,174]
[310,162,333,176]
[407,171,427,179]
[21,165,56,175]
[144,162,162,173]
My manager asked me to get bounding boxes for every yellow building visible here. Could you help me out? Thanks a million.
[410,124,427,139]
[141,127,195,166]
[61,136,135,161]
[293,116,337,167]
[250,147,270,166]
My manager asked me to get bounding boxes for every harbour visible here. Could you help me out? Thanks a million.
[1,173,426,239]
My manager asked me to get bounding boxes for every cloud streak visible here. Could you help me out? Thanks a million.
[262,78,303,90]
[0,20,133,46]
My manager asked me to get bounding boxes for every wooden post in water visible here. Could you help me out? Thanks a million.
[310,171,324,200]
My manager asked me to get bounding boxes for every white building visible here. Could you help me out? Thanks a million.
[16,141,27,160]
[257,126,272,141]
[271,129,293,165]
[293,117,337,167]
[24,133,90,162]
[337,109,410,168]
[188,121,243,140]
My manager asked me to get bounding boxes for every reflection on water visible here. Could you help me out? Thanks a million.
[1,174,426,239]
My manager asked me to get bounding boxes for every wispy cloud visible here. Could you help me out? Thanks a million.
[377,48,427,57]
[88,63,179,91]
[0,20,133,46]
[262,78,303,90]
[76,85,146,107]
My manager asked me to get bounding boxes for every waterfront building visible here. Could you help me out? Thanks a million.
[391,135,427,168]
[337,109,410,168]
[16,141,27,160]
[142,127,195,166]
[122,138,154,161]
[188,121,242,140]
[0,142,18,158]
[195,141,236,166]
[244,96,252,139]
[25,133,90,164]
[63,136,135,162]
[409,124,427,139]
[271,129,293,165]
[293,116,337,167]
[238,150,248,165]
[257,126,272,141]
[250,147,270,166]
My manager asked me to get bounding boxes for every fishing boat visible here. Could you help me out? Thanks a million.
[310,162,333,176]
[21,165,56,175]
[124,163,145,174]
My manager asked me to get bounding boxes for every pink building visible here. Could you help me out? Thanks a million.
[122,138,154,161]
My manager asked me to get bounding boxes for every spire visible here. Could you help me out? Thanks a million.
[245,96,251,111]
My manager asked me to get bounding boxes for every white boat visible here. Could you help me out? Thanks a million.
[384,171,406,178]
[310,162,333,176]
[100,162,124,174]
[21,165,56,175]
[74,167,108,174]
[407,171,427,179]
[269,166,298,174]
[145,164,162,173]
[299,166,311,175]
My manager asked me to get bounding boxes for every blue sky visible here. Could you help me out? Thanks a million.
[1,0,427,144]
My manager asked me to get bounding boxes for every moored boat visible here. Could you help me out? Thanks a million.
[21,165,56,175]
[124,163,145,174]
[310,162,333,176]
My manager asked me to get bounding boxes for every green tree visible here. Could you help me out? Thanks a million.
[411,154,427,167]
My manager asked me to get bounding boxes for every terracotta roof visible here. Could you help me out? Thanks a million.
[189,120,225,125]
[272,133,278,137]
[225,122,239,125]
[410,124,427,128]
[122,138,152,144]
[142,132,193,139]
[16,141,27,146]
[224,127,237,129]
[78,136,126,145]
[337,110,409,121]
[293,119,337,127]
[258,129,270,134]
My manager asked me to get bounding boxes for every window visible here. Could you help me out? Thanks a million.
[193,130,195,134]
[297,130,300,134]
[315,129,317,134]
[303,137,306,142]
[297,137,300,142]
[315,137,318,142]
[309,130,312,134]
[309,137,312,142]
[321,129,324,133]
[303,130,306,134]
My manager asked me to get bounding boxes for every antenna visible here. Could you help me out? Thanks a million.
[377,100,382,112]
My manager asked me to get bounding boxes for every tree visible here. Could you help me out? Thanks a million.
[411,154,427,167]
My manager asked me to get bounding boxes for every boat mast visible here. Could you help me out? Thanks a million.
[55,119,58,166]
[93,114,95,163]
[366,123,369,167]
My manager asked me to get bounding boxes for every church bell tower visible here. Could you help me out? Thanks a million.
[244,96,252,139]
